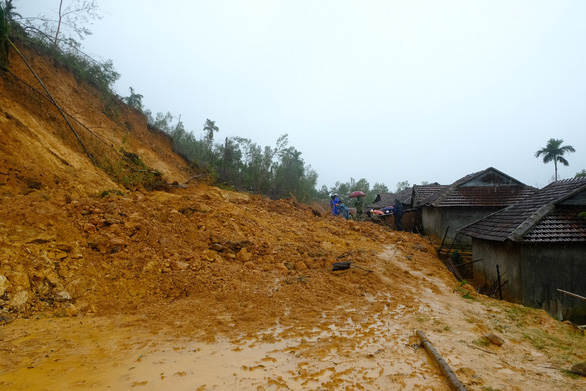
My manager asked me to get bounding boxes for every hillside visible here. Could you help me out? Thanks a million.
[0,45,584,391]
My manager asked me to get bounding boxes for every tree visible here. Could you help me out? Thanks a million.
[50,0,102,47]
[0,0,21,68]
[535,138,576,181]
[203,119,219,145]
[396,180,410,192]
[123,87,144,112]
[576,169,586,178]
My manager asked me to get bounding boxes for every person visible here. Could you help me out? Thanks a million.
[354,195,364,219]
[338,202,350,220]
[393,198,404,231]
[330,194,340,216]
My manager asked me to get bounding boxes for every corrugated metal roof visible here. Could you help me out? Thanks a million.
[459,177,586,243]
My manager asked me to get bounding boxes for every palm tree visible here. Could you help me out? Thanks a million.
[203,119,219,144]
[535,138,576,181]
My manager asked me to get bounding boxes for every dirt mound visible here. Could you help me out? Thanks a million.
[0,44,584,390]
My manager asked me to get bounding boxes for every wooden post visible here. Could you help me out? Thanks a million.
[416,330,468,391]
[438,226,450,255]
[496,265,503,300]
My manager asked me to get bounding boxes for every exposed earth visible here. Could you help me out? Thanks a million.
[0,45,584,390]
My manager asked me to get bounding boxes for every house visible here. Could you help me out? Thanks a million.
[459,177,586,322]
[419,167,535,244]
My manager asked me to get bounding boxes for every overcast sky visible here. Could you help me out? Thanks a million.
[17,1,586,190]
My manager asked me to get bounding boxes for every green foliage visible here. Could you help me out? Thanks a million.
[0,1,13,68]
[147,113,319,201]
[329,178,388,207]
[123,87,144,111]
[576,169,586,178]
[99,189,124,198]
[471,337,490,348]
[395,180,410,192]
[455,280,474,299]
[203,118,219,145]
[9,2,118,95]
[100,151,165,191]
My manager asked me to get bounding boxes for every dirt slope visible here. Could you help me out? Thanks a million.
[0,45,584,390]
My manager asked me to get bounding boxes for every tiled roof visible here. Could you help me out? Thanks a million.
[368,187,413,209]
[523,207,586,242]
[422,167,535,207]
[459,177,586,243]
[412,183,448,206]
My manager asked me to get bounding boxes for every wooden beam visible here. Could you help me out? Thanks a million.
[416,331,468,391]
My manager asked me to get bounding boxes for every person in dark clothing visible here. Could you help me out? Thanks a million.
[393,198,404,231]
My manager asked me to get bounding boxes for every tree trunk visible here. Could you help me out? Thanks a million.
[53,0,64,49]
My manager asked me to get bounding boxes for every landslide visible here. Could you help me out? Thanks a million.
[0,44,585,390]
[0,44,430,327]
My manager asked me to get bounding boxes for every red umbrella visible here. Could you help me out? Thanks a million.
[349,191,366,198]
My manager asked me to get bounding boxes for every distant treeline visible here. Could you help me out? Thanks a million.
[138,105,320,202]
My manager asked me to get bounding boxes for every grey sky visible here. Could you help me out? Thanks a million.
[16,1,586,190]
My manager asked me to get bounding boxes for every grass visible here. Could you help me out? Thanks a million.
[472,338,491,348]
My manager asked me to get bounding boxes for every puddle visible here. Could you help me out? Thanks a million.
[0,311,451,391]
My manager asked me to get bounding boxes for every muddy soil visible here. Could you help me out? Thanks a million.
[0,42,584,391]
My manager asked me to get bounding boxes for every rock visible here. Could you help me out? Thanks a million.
[83,223,97,233]
[45,272,60,287]
[211,243,224,252]
[202,249,221,262]
[57,265,74,279]
[53,251,68,260]
[171,260,189,271]
[55,290,73,302]
[9,290,29,307]
[0,275,9,296]
[483,332,505,347]
[104,213,121,225]
[7,269,30,290]
[56,243,73,252]
[197,203,212,213]
[295,261,308,270]
[54,303,79,317]
[26,234,54,244]
[237,248,252,262]
[571,362,586,376]
[142,261,158,272]
[0,313,14,324]
[244,261,255,269]
[412,243,428,252]
[111,236,126,246]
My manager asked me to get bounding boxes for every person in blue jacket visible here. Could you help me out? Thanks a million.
[393,198,404,231]
[330,194,340,216]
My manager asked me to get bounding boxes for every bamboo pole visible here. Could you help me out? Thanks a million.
[7,38,96,166]
[416,330,468,391]
[557,289,586,302]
